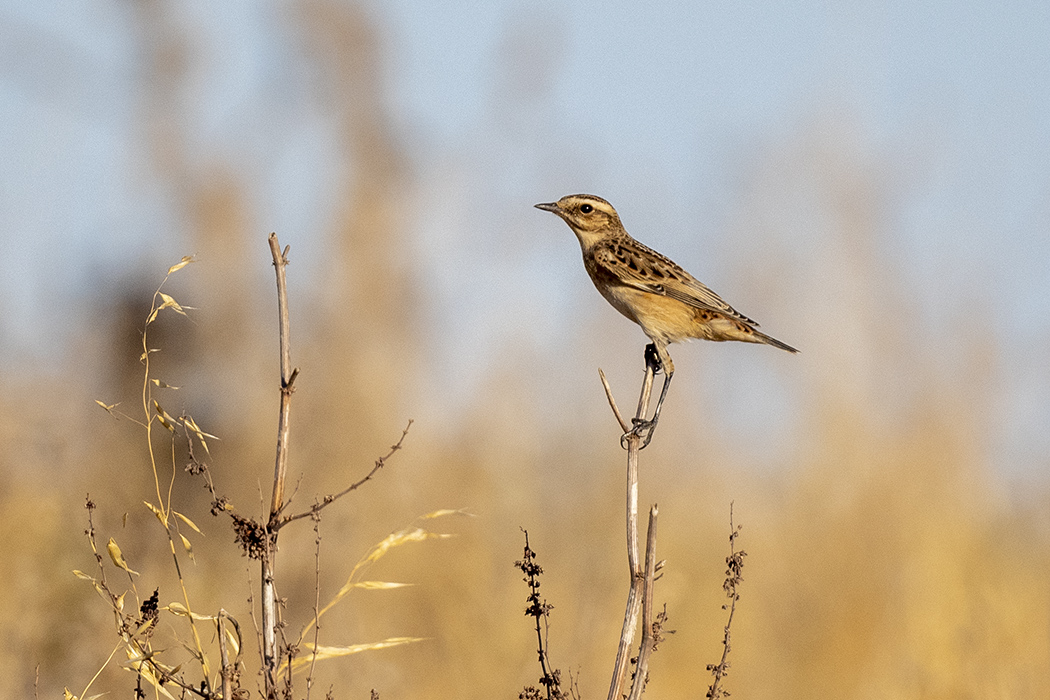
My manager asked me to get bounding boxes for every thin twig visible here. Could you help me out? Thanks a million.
[279,421,413,528]
[247,580,264,673]
[305,513,322,700]
[598,368,629,432]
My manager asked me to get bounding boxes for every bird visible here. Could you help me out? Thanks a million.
[535,193,798,447]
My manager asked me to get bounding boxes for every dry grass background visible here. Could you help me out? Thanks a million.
[4,1,1050,698]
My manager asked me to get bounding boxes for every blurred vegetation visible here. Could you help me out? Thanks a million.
[3,1,1049,698]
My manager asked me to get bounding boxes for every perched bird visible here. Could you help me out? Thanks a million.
[535,193,798,446]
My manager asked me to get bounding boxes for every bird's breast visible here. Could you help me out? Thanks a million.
[591,280,701,345]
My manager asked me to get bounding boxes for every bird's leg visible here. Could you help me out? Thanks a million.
[622,343,673,449]
[643,342,663,375]
[641,370,673,448]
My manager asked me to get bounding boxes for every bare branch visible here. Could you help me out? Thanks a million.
[279,420,413,528]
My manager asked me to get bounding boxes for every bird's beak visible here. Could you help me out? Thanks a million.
[534,202,561,214]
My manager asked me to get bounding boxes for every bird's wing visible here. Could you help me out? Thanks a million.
[593,241,757,325]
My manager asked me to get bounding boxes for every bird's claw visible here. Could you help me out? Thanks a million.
[619,344,670,449]
[621,417,657,450]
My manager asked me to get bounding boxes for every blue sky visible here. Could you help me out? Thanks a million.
[2,0,1048,476]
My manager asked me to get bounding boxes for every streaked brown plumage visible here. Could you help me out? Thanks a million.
[535,193,797,445]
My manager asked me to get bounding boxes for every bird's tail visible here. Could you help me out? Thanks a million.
[754,328,799,354]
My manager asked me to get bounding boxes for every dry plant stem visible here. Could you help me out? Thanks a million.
[263,233,299,696]
[262,567,278,686]
[520,531,560,699]
[605,361,655,700]
[627,506,659,700]
[218,610,232,700]
[268,232,296,516]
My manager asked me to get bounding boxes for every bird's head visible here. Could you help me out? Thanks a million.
[535,194,623,248]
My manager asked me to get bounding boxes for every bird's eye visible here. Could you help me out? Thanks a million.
[580,204,593,214]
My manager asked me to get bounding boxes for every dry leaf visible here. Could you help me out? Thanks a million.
[107,538,139,576]
[174,510,202,534]
[180,533,195,562]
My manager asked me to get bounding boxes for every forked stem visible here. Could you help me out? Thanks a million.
[602,347,663,700]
